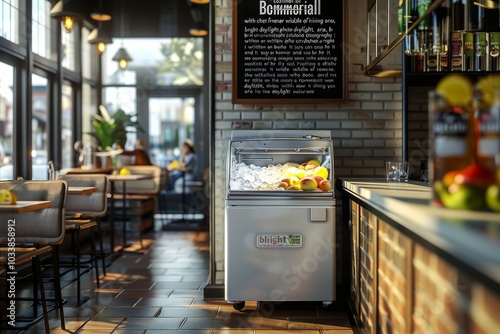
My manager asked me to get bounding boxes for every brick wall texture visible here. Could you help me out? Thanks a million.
[212,0,402,285]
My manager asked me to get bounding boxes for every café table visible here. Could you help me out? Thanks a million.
[68,186,99,195]
[107,174,153,251]
[0,200,52,213]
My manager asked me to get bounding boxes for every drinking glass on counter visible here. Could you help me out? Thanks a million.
[386,161,400,182]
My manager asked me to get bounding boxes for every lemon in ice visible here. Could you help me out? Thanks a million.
[313,166,329,179]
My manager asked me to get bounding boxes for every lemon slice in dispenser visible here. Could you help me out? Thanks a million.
[435,74,474,107]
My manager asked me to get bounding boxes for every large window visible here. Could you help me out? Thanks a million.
[102,86,138,150]
[103,38,204,86]
[148,97,195,167]
[0,61,14,179]
[0,0,20,44]
[32,73,48,179]
[61,82,73,169]
[32,0,55,60]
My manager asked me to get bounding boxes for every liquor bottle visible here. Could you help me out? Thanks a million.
[418,0,434,31]
[490,33,500,71]
[452,0,465,32]
[451,31,464,71]
[465,0,484,32]
[475,89,500,174]
[430,92,475,206]
[463,32,474,71]
[474,32,489,71]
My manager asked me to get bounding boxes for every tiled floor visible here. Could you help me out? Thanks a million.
[4,220,354,333]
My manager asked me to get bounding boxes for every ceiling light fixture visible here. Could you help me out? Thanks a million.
[189,22,208,37]
[190,0,210,4]
[91,0,112,21]
[88,23,113,55]
[50,0,83,33]
[112,2,132,69]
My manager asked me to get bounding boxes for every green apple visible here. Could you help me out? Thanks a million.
[486,184,500,212]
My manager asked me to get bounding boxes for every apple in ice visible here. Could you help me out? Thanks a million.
[312,175,324,186]
[319,179,332,191]
[300,177,317,190]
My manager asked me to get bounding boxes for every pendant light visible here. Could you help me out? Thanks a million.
[189,22,208,36]
[50,0,83,33]
[112,2,132,69]
[88,22,113,55]
[91,0,112,21]
[190,0,210,4]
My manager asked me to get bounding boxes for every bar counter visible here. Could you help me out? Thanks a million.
[336,178,500,334]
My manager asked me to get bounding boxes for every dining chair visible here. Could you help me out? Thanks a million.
[0,180,67,332]
[56,173,108,306]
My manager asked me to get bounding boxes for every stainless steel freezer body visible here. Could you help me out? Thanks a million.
[224,130,336,308]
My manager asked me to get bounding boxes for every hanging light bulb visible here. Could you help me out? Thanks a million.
[88,22,113,55]
[112,2,132,69]
[113,47,133,69]
[50,0,83,33]
[62,16,75,32]
[189,22,208,36]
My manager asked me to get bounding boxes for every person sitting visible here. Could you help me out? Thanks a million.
[167,139,198,193]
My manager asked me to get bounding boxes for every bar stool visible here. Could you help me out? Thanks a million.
[0,180,68,332]
[57,174,108,306]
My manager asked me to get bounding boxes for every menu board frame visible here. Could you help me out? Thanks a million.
[232,0,347,104]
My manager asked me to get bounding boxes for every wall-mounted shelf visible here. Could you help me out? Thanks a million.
[365,0,447,77]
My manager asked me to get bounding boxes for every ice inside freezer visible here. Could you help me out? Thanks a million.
[228,136,333,192]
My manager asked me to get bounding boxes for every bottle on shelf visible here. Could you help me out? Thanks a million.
[451,0,465,32]
[475,87,500,174]
[430,77,476,207]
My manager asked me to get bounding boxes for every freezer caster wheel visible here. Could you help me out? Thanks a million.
[322,301,333,310]
[233,301,245,311]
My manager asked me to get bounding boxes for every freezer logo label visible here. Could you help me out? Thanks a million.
[256,234,303,248]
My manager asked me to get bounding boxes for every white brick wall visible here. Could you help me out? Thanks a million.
[212,0,403,285]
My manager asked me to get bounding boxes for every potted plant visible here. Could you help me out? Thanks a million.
[88,105,145,151]
[87,105,145,167]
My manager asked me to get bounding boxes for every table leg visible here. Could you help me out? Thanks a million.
[122,181,127,247]
[110,181,115,252]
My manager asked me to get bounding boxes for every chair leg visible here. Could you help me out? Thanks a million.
[52,246,65,330]
[75,230,82,306]
[33,255,50,333]
[90,227,100,288]
[96,220,106,276]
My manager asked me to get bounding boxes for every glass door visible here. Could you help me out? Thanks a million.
[148,97,195,168]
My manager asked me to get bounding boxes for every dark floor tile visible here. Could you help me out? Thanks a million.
[136,297,195,307]
[157,306,219,318]
[94,306,161,318]
[117,317,184,330]
[181,316,288,330]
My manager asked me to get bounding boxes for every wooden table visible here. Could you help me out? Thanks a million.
[0,200,52,213]
[68,186,99,195]
[107,174,153,251]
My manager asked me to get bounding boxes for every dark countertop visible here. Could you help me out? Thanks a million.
[336,178,500,290]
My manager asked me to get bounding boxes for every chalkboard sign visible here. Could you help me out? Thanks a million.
[232,0,346,104]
